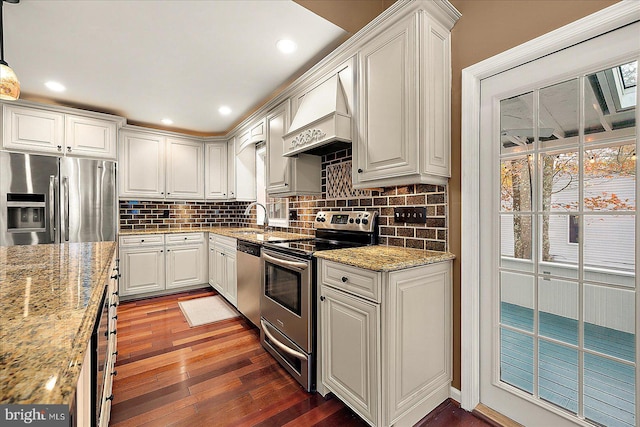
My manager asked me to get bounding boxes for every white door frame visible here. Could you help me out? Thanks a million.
[460,1,640,412]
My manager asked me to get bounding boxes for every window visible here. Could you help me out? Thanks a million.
[256,146,289,228]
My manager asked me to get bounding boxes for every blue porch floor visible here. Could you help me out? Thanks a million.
[500,302,636,427]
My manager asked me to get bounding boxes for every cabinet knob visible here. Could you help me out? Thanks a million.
[141,239,145,242]
[161,192,164,195]
[341,276,348,283]
[112,290,119,296]
[105,394,114,402]
[320,295,325,301]
[57,145,62,151]
[110,329,117,334]
[110,274,118,280]
[160,250,164,253]
[111,370,118,376]
[112,350,118,356]
[67,146,72,152]
[112,315,118,320]
[167,192,171,195]
[357,168,363,173]
[184,237,187,240]
[167,249,170,252]
[110,302,118,307]
[284,183,288,186]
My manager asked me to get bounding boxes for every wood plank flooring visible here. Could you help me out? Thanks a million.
[110,288,489,427]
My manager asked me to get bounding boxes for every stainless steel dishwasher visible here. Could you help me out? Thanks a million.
[236,240,262,328]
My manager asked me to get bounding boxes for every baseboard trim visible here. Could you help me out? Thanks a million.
[449,386,461,404]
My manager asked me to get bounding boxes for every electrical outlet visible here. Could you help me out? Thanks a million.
[163,209,170,219]
[393,207,427,224]
[289,209,298,220]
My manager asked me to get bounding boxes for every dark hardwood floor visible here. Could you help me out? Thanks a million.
[110,288,490,427]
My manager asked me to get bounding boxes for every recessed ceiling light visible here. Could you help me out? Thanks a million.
[218,106,232,115]
[45,81,66,92]
[161,118,173,125]
[276,39,297,54]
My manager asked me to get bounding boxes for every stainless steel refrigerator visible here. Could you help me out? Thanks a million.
[0,152,117,246]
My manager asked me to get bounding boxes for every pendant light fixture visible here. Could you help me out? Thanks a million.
[0,0,20,101]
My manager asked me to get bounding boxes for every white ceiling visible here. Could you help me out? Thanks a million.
[3,0,348,134]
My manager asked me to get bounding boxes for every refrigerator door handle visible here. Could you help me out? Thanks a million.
[63,176,70,242]
[49,175,56,242]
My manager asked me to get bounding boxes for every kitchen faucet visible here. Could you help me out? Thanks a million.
[243,202,270,231]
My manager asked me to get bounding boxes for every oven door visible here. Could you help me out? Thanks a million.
[261,248,311,352]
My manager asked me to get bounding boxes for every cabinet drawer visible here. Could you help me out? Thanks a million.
[213,234,237,249]
[321,260,381,302]
[165,232,205,244]
[119,234,164,247]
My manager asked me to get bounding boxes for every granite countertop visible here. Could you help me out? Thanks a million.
[0,242,117,405]
[314,245,455,272]
[119,227,312,243]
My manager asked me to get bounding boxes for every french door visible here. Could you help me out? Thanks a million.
[479,22,638,426]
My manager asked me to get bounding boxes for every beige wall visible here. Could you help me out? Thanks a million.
[447,0,619,390]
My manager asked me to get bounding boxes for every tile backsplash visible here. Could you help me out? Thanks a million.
[118,148,448,251]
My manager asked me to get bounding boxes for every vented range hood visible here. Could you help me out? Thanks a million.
[283,63,354,157]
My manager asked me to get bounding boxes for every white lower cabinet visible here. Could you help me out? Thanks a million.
[318,259,452,427]
[119,233,207,298]
[208,234,237,307]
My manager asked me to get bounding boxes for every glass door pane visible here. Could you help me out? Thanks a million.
[497,61,637,426]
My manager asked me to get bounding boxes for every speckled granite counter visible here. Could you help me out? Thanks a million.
[0,242,117,405]
[314,245,455,272]
[119,227,312,243]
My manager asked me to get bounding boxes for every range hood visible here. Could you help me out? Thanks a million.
[283,73,352,157]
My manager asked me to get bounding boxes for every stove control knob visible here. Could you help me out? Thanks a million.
[349,218,354,223]
[316,217,321,222]
[355,218,361,224]
[320,218,326,222]
[362,219,369,225]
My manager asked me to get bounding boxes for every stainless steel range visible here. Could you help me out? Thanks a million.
[260,210,378,391]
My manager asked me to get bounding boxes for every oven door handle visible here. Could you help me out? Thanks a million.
[262,252,308,271]
[261,319,307,361]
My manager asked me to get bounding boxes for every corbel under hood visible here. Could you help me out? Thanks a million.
[283,73,352,157]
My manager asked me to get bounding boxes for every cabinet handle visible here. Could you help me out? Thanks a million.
[105,394,114,402]
[112,350,118,356]
[357,168,363,173]
[110,329,117,335]
[57,145,62,151]
[284,183,288,186]
[320,295,325,301]
[67,146,72,152]
[110,274,119,280]
[110,302,118,308]
[341,276,348,283]
[112,315,118,320]
[112,290,119,296]
[111,370,118,376]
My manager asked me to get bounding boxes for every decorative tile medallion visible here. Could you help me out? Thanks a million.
[326,161,373,199]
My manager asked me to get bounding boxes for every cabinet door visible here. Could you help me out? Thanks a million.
[205,141,228,199]
[226,136,238,200]
[65,115,117,159]
[321,286,379,425]
[266,101,292,194]
[249,117,266,143]
[208,245,218,290]
[166,244,205,289]
[214,246,227,297]
[119,131,165,198]
[224,249,237,307]
[2,105,65,154]
[120,246,165,296]
[234,134,256,201]
[166,138,204,199]
[355,13,418,184]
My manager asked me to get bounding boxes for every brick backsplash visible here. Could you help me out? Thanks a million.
[119,148,448,251]
[119,200,254,231]
[268,148,449,252]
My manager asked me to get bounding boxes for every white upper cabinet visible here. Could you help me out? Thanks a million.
[353,2,459,188]
[249,117,266,144]
[266,100,321,196]
[65,114,117,158]
[229,131,257,201]
[205,140,228,200]
[166,137,204,199]
[2,103,122,159]
[119,127,205,200]
[2,105,64,154]
[119,130,166,199]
